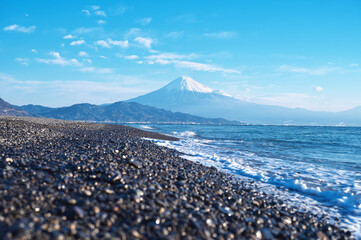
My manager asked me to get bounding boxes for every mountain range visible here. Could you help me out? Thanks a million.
[1,76,360,126]
[129,76,361,126]
[0,98,31,117]
[17,101,234,124]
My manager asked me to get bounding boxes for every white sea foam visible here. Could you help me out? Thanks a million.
[140,125,154,130]
[172,131,197,137]
[150,136,361,238]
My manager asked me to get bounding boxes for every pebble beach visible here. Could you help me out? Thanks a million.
[0,117,354,239]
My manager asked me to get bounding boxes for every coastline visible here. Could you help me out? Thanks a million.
[0,117,354,239]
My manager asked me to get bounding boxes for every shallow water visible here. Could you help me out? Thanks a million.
[130,124,361,237]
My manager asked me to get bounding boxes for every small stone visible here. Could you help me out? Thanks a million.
[218,206,233,216]
[5,158,13,163]
[316,231,329,240]
[105,188,115,194]
[282,216,292,225]
[261,228,273,240]
[93,206,100,214]
[67,199,77,205]
[128,159,142,169]
[131,230,143,238]
[83,190,92,196]
[74,206,85,219]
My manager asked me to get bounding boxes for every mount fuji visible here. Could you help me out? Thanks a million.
[128,76,361,125]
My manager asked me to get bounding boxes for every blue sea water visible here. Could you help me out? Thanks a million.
[129,124,361,237]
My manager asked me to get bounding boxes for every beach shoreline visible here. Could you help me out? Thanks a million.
[0,117,354,239]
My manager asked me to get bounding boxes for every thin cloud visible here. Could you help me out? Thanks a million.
[203,31,237,39]
[174,60,240,73]
[79,67,113,74]
[31,49,37,53]
[70,40,86,46]
[166,31,184,39]
[63,34,76,39]
[145,52,196,60]
[36,52,82,66]
[172,14,196,23]
[350,63,359,67]
[124,55,139,60]
[0,73,15,81]
[3,24,36,33]
[79,51,88,57]
[97,20,106,25]
[95,10,107,17]
[138,17,152,25]
[82,10,91,16]
[15,57,30,66]
[125,28,141,38]
[278,64,334,76]
[315,86,324,92]
[134,37,153,48]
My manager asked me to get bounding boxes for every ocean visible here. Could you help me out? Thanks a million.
[127,123,361,237]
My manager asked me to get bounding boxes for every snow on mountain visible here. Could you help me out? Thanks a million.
[164,76,214,93]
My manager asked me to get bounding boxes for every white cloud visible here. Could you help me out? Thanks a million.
[95,10,107,17]
[203,31,237,39]
[31,49,37,53]
[82,6,106,17]
[155,59,171,65]
[95,40,111,48]
[36,52,82,66]
[278,64,334,76]
[108,39,128,48]
[135,37,153,48]
[100,56,106,59]
[350,63,359,67]
[15,57,30,66]
[3,24,36,33]
[315,86,324,92]
[79,67,113,74]
[124,55,139,60]
[97,20,106,25]
[70,40,86,46]
[137,61,143,64]
[95,39,128,48]
[138,17,152,25]
[174,60,240,73]
[82,10,91,16]
[63,34,75,39]
[79,51,88,57]
[83,59,92,63]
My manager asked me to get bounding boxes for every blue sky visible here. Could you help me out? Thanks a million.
[0,0,360,112]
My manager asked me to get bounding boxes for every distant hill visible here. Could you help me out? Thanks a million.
[0,98,31,117]
[128,76,361,126]
[20,101,236,124]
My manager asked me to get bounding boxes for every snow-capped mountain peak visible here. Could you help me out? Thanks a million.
[165,76,214,93]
